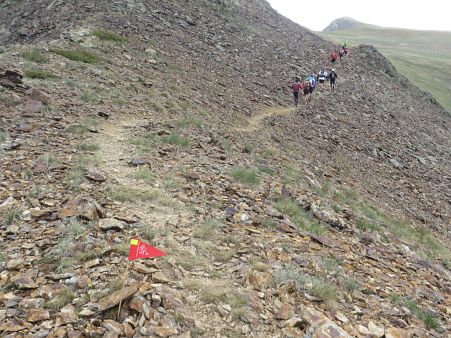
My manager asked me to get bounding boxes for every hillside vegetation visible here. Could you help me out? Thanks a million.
[321,24,451,113]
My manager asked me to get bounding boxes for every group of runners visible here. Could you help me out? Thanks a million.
[290,42,346,106]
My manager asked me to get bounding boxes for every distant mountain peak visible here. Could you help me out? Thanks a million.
[323,17,372,32]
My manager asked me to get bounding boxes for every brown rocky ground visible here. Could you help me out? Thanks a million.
[0,0,450,337]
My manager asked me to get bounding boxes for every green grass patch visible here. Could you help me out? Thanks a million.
[243,143,253,154]
[0,130,10,142]
[109,186,159,202]
[404,300,440,330]
[132,167,154,181]
[22,49,48,63]
[230,166,260,185]
[131,132,155,152]
[356,218,378,232]
[310,278,338,305]
[52,48,104,64]
[196,221,221,239]
[161,134,190,148]
[67,117,97,135]
[75,142,100,151]
[25,69,58,80]
[92,29,127,42]
[342,278,361,293]
[79,91,99,103]
[273,197,309,227]
[257,165,275,176]
[175,118,203,128]
[322,258,341,273]
[261,217,277,230]
[38,153,59,166]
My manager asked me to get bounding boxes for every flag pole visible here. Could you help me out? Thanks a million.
[117,261,131,320]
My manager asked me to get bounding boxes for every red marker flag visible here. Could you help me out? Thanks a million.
[128,238,166,261]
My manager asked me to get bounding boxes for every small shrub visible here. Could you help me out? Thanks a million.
[25,69,58,80]
[113,243,129,255]
[231,166,260,185]
[92,29,127,42]
[52,48,104,64]
[310,278,338,305]
[273,265,308,290]
[194,218,221,239]
[322,258,341,273]
[3,208,22,226]
[199,286,228,304]
[249,256,270,272]
[182,278,204,291]
[243,143,253,153]
[44,287,75,311]
[75,248,102,262]
[226,293,249,319]
[343,278,361,293]
[108,277,124,292]
[22,50,48,63]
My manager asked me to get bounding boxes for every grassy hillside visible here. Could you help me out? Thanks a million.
[321,27,451,113]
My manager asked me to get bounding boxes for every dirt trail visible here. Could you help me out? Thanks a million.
[94,117,179,228]
[235,105,296,131]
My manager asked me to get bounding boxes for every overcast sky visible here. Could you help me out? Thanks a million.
[266,0,451,32]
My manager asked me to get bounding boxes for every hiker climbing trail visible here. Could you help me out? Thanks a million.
[235,106,296,132]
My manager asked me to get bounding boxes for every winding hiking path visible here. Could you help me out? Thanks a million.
[235,105,295,132]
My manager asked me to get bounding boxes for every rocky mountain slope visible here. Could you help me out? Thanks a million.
[0,0,450,337]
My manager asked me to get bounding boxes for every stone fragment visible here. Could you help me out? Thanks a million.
[96,284,139,312]
[153,271,170,284]
[99,218,125,231]
[26,309,50,322]
[152,326,178,337]
[368,320,384,337]
[313,321,351,338]
[23,100,44,114]
[385,328,408,338]
[103,320,124,334]
[58,196,105,220]
[85,169,107,182]
[57,304,78,324]
[25,88,52,105]
[275,303,294,320]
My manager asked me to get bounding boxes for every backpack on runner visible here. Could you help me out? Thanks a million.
[292,82,300,92]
